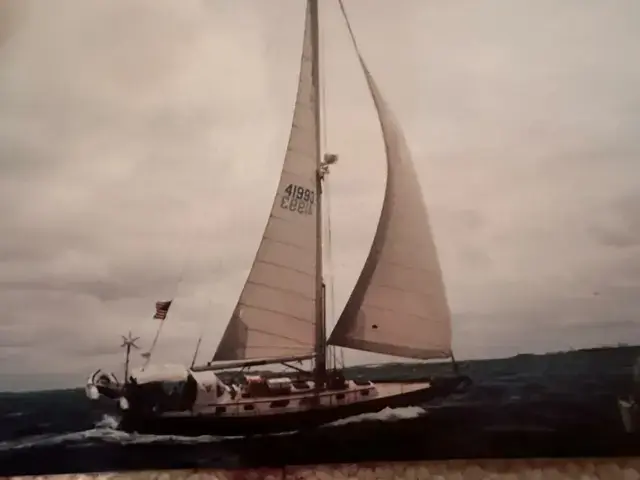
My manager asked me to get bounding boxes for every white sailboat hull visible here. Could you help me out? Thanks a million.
[117,376,470,437]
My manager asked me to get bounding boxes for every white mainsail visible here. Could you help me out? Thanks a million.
[328,2,452,361]
[212,2,319,362]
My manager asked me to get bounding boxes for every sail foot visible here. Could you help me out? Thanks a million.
[329,335,451,361]
[193,353,316,372]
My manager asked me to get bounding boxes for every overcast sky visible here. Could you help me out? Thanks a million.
[1,0,639,391]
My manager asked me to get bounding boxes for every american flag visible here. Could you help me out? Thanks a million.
[153,300,172,320]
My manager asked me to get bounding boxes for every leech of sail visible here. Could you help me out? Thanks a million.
[212,2,320,362]
[328,1,453,361]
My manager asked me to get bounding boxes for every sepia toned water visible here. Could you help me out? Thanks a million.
[1,346,639,476]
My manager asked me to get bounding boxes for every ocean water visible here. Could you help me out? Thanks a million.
[1,346,639,476]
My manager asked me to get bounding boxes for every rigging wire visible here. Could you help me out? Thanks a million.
[142,217,191,370]
[318,0,332,370]
[319,1,344,370]
[324,177,344,369]
[189,257,224,367]
[142,151,214,369]
[183,125,229,367]
[331,0,372,370]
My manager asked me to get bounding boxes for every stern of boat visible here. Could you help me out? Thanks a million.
[85,369,123,402]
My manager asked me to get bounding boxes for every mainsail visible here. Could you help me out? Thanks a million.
[328,2,452,361]
[212,2,319,362]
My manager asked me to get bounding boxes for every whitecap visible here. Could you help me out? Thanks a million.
[323,406,426,427]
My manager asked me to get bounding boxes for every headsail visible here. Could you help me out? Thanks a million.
[212,2,319,362]
[328,2,452,361]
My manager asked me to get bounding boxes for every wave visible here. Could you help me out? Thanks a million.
[0,407,427,452]
[0,415,233,451]
[2,412,24,419]
[325,406,426,427]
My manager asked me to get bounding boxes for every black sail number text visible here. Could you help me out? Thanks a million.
[280,184,314,216]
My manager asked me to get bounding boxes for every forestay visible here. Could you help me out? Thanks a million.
[213,3,319,361]
[328,3,452,361]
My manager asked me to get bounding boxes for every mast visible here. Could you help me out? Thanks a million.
[309,0,326,387]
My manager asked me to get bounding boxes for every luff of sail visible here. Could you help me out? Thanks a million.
[212,2,319,362]
[328,3,452,361]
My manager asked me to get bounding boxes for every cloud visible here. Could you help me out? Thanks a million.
[0,0,640,390]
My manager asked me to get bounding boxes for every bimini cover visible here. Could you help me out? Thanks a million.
[130,364,190,384]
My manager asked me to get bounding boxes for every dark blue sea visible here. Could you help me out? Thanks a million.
[1,346,639,476]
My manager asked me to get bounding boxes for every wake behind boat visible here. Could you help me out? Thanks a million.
[85,0,471,436]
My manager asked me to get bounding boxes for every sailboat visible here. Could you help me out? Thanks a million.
[85,0,471,436]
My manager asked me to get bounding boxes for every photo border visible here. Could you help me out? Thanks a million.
[7,458,640,479]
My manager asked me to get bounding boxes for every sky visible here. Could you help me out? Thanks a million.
[1,0,639,391]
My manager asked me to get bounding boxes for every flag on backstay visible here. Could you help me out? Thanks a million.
[153,300,172,320]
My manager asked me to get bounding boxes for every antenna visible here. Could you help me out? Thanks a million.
[191,336,203,369]
[120,331,140,384]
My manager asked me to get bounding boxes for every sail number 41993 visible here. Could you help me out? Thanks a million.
[280,184,315,216]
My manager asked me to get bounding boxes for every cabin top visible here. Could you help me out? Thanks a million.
[129,364,226,395]
[130,364,190,384]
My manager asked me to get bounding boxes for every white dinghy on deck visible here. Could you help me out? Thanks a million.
[85,0,471,437]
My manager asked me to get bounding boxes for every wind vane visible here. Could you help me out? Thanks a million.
[121,331,140,383]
